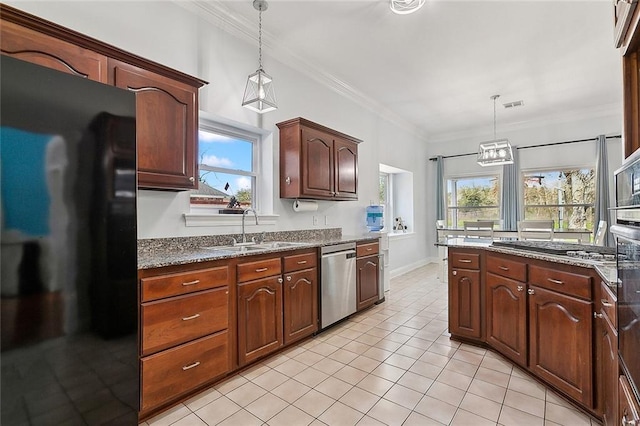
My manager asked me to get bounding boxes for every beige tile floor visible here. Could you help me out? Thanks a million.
[140,263,602,426]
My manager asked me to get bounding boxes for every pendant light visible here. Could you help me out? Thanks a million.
[477,94,514,167]
[242,0,277,113]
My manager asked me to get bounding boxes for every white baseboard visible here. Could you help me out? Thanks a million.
[389,257,438,279]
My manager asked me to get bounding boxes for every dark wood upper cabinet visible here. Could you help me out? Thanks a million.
[277,117,361,201]
[110,60,199,190]
[617,1,640,158]
[0,4,207,190]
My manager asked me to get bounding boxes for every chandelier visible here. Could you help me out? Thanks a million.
[390,0,426,15]
[242,0,277,113]
[477,95,514,167]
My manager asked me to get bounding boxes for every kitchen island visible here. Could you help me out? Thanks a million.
[440,238,616,423]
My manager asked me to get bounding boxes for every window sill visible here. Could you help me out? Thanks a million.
[184,212,279,227]
[388,231,415,240]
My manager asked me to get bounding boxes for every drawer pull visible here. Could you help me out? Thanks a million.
[182,313,200,321]
[601,299,613,307]
[594,312,603,319]
[528,289,535,295]
[499,266,510,271]
[182,361,201,371]
[367,248,373,251]
[297,260,308,265]
[182,280,200,286]
[459,259,472,263]
[547,278,564,285]
[255,267,269,273]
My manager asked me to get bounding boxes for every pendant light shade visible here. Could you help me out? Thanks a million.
[477,95,513,167]
[242,0,277,113]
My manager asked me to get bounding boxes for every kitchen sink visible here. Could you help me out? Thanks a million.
[202,241,308,253]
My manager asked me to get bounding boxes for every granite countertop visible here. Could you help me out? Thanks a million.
[438,237,618,286]
[138,230,379,270]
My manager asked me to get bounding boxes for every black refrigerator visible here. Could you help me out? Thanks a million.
[1,56,139,424]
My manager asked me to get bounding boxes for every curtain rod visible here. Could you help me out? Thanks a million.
[428,134,621,161]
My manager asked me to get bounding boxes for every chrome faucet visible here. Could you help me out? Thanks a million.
[241,208,259,244]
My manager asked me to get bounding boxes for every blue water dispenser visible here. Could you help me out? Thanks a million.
[366,205,384,231]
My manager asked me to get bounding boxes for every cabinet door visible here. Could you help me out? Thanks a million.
[301,126,334,198]
[601,313,619,426]
[334,137,358,200]
[486,273,527,367]
[623,49,640,158]
[357,256,380,311]
[448,268,482,340]
[284,268,318,345]
[110,59,198,190]
[1,20,108,83]
[529,286,593,407]
[237,276,283,366]
[619,375,640,426]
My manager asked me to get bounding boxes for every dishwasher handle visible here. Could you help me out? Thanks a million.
[322,250,356,259]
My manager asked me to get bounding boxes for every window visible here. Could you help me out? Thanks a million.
[447,175,500,228]
[523,168,595,231]
[379,164,413,234]
[190,120,259,211]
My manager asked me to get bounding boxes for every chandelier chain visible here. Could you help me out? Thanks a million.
[258,6,263,70]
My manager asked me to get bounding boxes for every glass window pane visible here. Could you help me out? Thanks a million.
[198,130,253,173]
[192,170,253,208]
[446,175,499,228]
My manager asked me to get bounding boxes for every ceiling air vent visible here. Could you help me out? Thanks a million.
[503,100,524,109]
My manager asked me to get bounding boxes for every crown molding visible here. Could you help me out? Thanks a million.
[428,102,622,144]
[174,0,428,140]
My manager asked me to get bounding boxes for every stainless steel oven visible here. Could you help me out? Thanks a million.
[611,149,640,404]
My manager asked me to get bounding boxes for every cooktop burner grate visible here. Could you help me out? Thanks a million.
[491,240,615,256]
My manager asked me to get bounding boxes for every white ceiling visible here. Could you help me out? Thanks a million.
[185,0,623,142]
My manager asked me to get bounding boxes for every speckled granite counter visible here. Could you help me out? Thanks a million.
[437,237,618,287]
[138,228,380,269]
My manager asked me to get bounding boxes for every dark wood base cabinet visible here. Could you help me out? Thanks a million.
[356,241,380,311]
[450,249,604,418]
[448,249,483,341]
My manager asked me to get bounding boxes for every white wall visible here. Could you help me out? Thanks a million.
[425,113,623,257]
[6,1,430,274]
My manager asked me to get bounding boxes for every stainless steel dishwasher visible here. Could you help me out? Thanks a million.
[320,242,357,329]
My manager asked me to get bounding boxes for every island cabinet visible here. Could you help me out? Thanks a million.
[139,263,232,418]
[448,248,483,341]
[597,281,618,426]
[0,4,207,190]
[356,241,380,311]
[485,253,527,367]
[527,264,594,408]
[237,249,319,366]
[277,117,361,201]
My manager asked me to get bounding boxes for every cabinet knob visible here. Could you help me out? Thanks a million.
[189,176,195,183]
[287,276,292,281]
[594,312,604,319]
[452,270,457,276]
[278,278,283,283]
[285,176,291,185]
[517,285,524,292]
[527,289,535,295]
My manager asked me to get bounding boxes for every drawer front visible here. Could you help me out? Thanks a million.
[357,242,379,258]
[142,287,228,356]
[283,251,317,273]
[141,266,229,302]
[450,252,480,270]
[529,265,592,300]
[141,331,229,412]
[486,254,527,282]
[237,257,282,282]
[600,280,617,329]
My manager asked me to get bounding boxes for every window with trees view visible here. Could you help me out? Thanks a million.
[523,168,595,231]
[190,121,258,211]
[447,175,500,228]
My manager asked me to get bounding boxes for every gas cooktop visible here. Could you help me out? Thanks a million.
[491,240,615,256]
